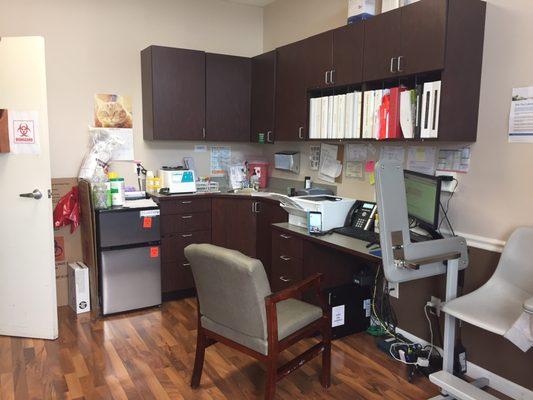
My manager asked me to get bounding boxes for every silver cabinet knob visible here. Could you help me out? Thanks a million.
[19,189,42,200]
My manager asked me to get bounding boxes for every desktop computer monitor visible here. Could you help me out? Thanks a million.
[404,170,441,231]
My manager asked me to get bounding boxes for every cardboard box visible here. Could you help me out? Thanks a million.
[52,178,83,306]
[348,0,376,22]
[68,262,91,314]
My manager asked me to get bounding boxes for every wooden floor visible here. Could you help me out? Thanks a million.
[0,298,444,400]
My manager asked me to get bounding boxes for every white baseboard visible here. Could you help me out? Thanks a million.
[439,230,506,253]
[395,328,533,400]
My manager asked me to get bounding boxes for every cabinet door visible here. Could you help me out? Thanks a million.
[362,8,402,82]
[400,0,447,75]
[333,22,365,86]
[211,198,257,257]
[206,53,251,142]
[251,51,277,143]
[275,40,309,141]
[305,31,334,90]
[142,46,206,141]
[256,201,288,278]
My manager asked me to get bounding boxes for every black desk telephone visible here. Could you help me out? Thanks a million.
[344,201,378,231]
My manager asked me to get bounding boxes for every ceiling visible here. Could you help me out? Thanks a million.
[224,0,276,7]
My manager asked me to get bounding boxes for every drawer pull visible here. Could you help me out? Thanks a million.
[181,234,193,238]
[181,201,192,204]
[182,263,191,267]
[181,215,193,219]
[280,255,291,261]
[280,234,291,239]
[279,276,291,283]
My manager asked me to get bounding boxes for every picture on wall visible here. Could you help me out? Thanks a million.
[94,94,132,129]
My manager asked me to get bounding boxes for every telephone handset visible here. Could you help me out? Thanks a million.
[344,201,378,231]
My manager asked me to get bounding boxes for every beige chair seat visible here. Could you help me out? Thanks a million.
[202,298,323,355]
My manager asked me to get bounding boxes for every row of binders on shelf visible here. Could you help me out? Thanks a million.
[308,80,442,140]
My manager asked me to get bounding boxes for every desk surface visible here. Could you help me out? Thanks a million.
[272,223,381,263]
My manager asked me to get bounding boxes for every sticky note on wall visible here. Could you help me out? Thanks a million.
[365,160,375,173]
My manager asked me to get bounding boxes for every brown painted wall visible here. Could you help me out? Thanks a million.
[391,247,533,390]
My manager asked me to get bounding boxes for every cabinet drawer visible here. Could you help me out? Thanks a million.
[160,198,211,215]
[161,212,211,235]
[161,230,211,263]
[272,230,303,260]
[271,255,303,292]
[161,261,195,293]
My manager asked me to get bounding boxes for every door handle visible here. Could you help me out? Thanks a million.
[390,57,397,73]
[397,56,404,73]
[298,127,304,140]
[19,189,42,200]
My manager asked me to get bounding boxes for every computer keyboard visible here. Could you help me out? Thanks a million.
[334,227,380,243]
[334,227,433,244]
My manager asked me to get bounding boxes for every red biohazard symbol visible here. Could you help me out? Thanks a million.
[17,123,31,137]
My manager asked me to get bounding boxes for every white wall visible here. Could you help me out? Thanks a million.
[0,0,264,181]
[263,0,533,244]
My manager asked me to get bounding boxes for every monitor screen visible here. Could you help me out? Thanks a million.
[404,170,441,229]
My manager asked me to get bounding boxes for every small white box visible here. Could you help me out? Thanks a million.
[348,0,376,22]
[68,262,91,314]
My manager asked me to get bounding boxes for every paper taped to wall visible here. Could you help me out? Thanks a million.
[509,86,533,143]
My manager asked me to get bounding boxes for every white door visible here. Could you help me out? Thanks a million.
[0,37,58,339]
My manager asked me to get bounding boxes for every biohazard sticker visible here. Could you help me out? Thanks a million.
[8,111,40,154]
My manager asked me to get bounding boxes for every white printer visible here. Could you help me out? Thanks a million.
[270,194,356,232]
[158,168,197,194]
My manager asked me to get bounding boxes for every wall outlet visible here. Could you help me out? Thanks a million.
[428,296,442,316]
[435,171,458,193]
[388,281,399,299]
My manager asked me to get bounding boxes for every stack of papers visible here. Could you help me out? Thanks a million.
[309,91,362,139]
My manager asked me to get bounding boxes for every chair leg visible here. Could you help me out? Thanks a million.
[320,323,332,389]
[264,359,277,400]
[191,328,207,388]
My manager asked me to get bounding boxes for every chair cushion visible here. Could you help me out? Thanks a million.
[277,299,323,340]
[443,280,529,335]
[201,299,323,356]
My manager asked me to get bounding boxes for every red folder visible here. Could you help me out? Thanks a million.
[379,93,390,140]
[389,87,405,139]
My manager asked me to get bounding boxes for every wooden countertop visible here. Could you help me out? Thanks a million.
[151,191,282,204]
[272,223,381,263]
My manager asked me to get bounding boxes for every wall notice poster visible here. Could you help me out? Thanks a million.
[8,111,40,154]
[210,146,231,177]
[509,87,533,143]
[94,94,132,129]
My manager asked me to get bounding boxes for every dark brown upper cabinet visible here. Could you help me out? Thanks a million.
[363,0,447,82]
[362,9,402,82]
[305,31,334,90]
[275,40,309,141]
[332,22,365,86]
[206,53,251,142]
[141,46,206,141]
[251,51,277,144]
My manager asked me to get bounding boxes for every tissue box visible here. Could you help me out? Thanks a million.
[68,262,91,314]
[348,0,376,23]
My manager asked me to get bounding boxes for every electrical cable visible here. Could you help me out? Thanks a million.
[438,178,458,234]
[424,304,434,358]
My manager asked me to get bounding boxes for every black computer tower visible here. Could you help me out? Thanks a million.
[325,283,372,339]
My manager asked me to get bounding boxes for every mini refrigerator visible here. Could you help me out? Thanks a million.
[96,203,162,315]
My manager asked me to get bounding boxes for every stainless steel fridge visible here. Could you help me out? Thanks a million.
[96,203,162,315]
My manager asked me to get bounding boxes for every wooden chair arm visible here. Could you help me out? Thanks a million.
[265,273,323,305]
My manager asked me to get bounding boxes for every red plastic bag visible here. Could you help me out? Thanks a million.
[53,187,80,233]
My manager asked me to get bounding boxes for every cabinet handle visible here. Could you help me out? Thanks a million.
[298,126,304,140]
[397,56,404,73]
[181,200,192,204]
[280,255,291,261]
[202,128,206,139]
[279,276,291,283]
[267,131,272,143]
[330,69,335,85]
[324,70,329,85]
[390,57,397,73]
[181,234,193,238]
[182,215,193,219]
[280,234,291,239]
[182,263,191,268]
[255,202,261,213]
